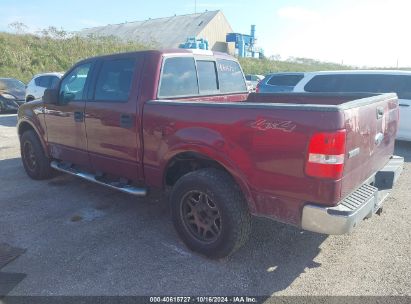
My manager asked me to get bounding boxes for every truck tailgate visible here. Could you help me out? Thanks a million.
[341,94,399,199]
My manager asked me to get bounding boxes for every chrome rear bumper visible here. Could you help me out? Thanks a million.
[301,155,404,235]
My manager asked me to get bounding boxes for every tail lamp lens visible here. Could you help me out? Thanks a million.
[305,130,346,179]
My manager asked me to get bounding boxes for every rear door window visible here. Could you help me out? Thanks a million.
[94,58,136,102]
[267,74,304,86]
[304,75,341,92]
[216,59,247,93]
[159,57,198,98]
[34,77,42,87]
[50,76,60,88]
[197,61,218,94]
[394,75,411,99]
[36,76,51,88]
[305,74,411,99]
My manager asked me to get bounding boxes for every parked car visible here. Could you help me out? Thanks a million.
[17,50,403,258]
[256,72,305,93]
[0,78,26,113]
[245,74,264,92]
[25,72,63,102]
[292,70,411,141]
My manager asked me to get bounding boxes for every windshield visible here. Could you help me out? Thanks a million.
[0,78,25,91]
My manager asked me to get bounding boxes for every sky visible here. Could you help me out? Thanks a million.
[1,0,411,67]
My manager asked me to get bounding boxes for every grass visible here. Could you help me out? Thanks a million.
[239,57,351,75]
[2,29,402,84]
[0,31,148,83]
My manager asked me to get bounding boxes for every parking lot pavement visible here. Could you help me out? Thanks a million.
[0,113,410,296]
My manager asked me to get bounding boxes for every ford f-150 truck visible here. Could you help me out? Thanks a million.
[17,49,403,258]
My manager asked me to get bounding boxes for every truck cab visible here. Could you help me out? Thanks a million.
[39,50,248,182]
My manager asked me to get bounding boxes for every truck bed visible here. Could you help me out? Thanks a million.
[142,93,399,225]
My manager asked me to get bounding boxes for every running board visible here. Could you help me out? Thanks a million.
[50,161,147,196]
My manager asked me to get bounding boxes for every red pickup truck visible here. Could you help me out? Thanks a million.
[17,49,403,258]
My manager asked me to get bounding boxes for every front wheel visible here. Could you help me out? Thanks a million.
[20,130,52,180]
[170,168,251,258]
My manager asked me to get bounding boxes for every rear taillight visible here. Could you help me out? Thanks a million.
[305,130,346,179]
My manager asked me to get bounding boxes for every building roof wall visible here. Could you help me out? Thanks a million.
[79,10,230,50]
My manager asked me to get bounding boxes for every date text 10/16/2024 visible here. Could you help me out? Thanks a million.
[149,296,258,303]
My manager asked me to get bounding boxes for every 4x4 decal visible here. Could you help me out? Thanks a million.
[250,118,297,132]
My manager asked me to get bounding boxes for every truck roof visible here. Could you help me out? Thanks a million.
[78,48,236,63]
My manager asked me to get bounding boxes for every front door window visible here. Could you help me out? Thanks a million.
[59,63,91,104]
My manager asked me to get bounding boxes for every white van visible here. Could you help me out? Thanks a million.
[291,70,411,141]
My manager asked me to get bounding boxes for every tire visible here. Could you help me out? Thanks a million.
[170,168,251,258]
[20,130,52,180]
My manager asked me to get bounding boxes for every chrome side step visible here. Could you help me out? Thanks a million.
[50,161,147,196]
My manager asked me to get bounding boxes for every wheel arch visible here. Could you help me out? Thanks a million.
[162,148,256,213]
[17,120,49,157]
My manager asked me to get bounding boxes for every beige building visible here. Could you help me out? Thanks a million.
[79,10,233,53]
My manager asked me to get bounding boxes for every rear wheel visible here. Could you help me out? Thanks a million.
[170,168,251,258]
[20,130,52,180]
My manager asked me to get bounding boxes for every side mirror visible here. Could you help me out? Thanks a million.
[43,88,59,104]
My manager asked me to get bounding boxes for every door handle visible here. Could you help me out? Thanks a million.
[120,114,133,128]
[74,111,84,122]
[399,104,410,107]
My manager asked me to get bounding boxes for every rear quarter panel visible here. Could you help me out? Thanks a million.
[142,101,345,225]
